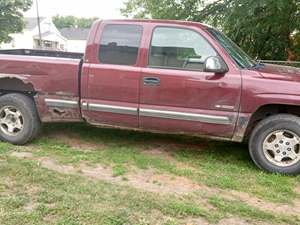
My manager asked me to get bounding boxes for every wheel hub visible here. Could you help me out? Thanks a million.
[263,130,300,167]
[0,106,24,136]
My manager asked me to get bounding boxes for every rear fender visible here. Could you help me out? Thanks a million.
[0,74,82,122]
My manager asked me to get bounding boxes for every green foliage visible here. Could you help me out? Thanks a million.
[121,0,203,20]
[121,0,300,60]
[291,33,300,61]
[0,0,32,44]
[200,0,300,60]
[52,15,98,29]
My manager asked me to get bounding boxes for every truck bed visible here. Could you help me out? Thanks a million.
[0,51,81,96]
[0,51,82,121]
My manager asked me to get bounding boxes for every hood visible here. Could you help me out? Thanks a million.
[254,63,300,82]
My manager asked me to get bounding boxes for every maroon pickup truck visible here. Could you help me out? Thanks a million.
[1,19,300,174]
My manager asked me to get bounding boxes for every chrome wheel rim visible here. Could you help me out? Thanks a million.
[263,130,300,167]
[0,106,24,136]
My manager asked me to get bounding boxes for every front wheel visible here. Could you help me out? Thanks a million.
[0,93,41,145]
[249,114,300,175]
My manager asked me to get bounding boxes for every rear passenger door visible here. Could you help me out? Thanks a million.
[139,26,241,138]
[81,23,143,128]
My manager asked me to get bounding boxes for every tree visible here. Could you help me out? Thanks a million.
[121,0,300,60]
[52,15,77,29]
[121,0,202,20]
[52,15,98,29]
[77,17,98,28]
[0,0,32,44]
[291,33,300,61]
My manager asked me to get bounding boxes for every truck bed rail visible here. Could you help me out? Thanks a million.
[0,49,84,59]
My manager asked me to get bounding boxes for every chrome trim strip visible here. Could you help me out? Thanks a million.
[81,102,88,110]
[139,108,231,125]
[215,105,235,110]
[88,103,138,115]
[45,98,78,109]
[82,102,231,125]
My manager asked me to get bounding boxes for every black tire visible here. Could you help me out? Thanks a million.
[0,93,41,145]
[249,114,300,175]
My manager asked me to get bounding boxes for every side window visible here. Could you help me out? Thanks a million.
[99,24,143,65]
[149,27,217,71]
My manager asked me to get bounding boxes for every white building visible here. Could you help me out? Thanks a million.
[1,17,67,51]
[59,28,89,53]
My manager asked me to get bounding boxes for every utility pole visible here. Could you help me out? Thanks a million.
[36,0,43,49]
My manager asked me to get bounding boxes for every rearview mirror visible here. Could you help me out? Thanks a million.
[204,56,228,74]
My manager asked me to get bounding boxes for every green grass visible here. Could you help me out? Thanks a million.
[0,157,218,225]
[1,123,300,224]
[30,123,299,203]
[209,197,300,224]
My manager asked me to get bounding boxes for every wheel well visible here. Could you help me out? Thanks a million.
[244,104,300,140]
[0,77,36,96]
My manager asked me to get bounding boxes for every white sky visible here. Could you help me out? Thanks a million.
[24,0,125,19]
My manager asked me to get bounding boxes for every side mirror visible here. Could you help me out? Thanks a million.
[204,56,228,74]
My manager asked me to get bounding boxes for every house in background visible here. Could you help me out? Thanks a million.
[59,28,89,53]
[1,17,67,51]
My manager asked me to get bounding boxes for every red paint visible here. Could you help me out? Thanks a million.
[0,19,299,142]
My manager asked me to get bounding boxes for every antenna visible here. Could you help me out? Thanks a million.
[35,0,43,49]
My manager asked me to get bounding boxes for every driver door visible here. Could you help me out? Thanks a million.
[139,26,241,138]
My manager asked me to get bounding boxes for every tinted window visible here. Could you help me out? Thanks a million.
[99,24,143,65]
[149,27,217,71]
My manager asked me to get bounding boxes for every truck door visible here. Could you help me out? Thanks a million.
[139,26,241,138]
[81,23,143,128]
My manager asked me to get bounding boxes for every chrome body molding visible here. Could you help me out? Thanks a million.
[45,98,78,108]
[139,108,232,125]
[80,101,232,125]
[88,103,138,115]
[81,102,88,110]
[215,104,235,110]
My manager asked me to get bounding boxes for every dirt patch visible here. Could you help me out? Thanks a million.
[10,152,33,158]
[216,217,271,225]
[142,147,203,174]
[221,189,300,216]
[45,132,105,151]
[39,157,78,174]
[171,142,208,151]
[183,217,272,225]
[126,170,203,195]
[24,201,38,212]
[10,151,300,218]
[143,142,207,157]
[10,151,208,196]
[143,147,173,158]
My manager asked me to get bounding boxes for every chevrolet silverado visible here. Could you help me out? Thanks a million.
[0,19,300,174]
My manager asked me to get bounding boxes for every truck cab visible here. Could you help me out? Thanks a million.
[80,20,241,140]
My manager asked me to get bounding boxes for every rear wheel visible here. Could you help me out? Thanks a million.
[249,114,300,175]
[0,93,41,145]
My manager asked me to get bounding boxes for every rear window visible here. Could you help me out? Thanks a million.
[98,24,143,65]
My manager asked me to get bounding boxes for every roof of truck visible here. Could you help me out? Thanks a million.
[100,19,211,29]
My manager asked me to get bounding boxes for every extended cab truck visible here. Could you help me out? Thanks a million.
[1,20,300,174]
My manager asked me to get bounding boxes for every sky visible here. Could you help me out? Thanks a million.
[24,0,125,19]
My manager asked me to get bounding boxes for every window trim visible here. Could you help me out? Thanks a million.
[97,23,144,66]
[147,25,226,72]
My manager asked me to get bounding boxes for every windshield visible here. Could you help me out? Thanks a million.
[207,28,256,69]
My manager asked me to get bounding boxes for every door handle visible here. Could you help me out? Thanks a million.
[143,77,160,86]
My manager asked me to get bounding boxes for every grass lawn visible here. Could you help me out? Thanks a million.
[1,123,300,225]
